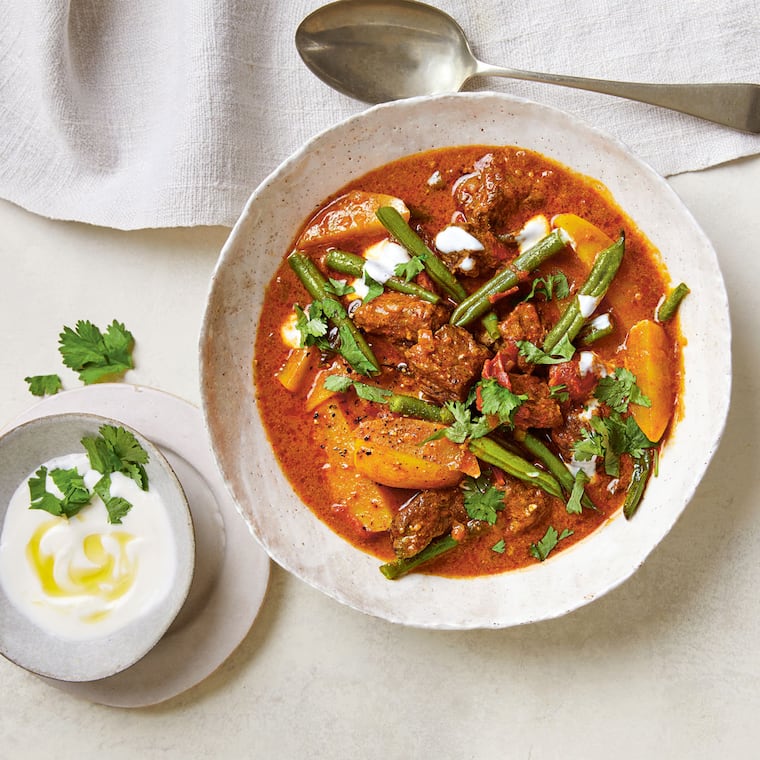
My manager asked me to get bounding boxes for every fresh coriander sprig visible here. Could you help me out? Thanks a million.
[462,473,505,525]
[529,525,574,562]
[24,374,63,397]
[25,319,136,396]
[573,368,655,477]
[517,335,576,365]
[28,425,150,524]
[322,375,392,404]
[522,273,570,302]
[477,378,528,427]
[59,319,135,384]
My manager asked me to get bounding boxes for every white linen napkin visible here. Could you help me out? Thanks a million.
[0,0,758,230]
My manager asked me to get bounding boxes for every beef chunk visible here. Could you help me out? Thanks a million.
[550,405,590,461]
[352,292,448,343]
[391,488,467,559]
[498,302,546,373]
[502,478,551,534]
[510,373,563,429]
[405,324,491,402]
[452,152,519,233]
[433,225,509,279]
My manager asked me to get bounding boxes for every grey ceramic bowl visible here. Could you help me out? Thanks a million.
[200,92,730,629]
[0,413,195,681]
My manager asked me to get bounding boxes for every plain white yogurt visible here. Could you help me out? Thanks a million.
[0,453,177,641]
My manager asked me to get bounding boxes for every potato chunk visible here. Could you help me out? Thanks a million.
[311,402,395,532]
[624,319,675,442]
[297,191,409,247]
[353,416,479,489]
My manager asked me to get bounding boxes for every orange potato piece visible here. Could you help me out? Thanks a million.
[297,190,410,248]
[624,319,675,442]
[277,347,315,393]
[551,213,636,322]
[353,417,479,490]
[552,213,614,268]
[305,366,340,412]
[312,401,395,532]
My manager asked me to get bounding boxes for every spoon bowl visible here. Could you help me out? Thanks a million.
[296,0,760,132]
[296,0,476,103]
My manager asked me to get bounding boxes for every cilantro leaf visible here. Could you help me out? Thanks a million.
[523,273,570,302]
[100,424,149,490]
[101,321,134,368]
[491,539,506,554]
[105,497,132,525]
[566,470,589,515]
[28,466,50,502]
[24,374,62,397]
[58,320,135,384]
[28,466,64,516]
[324,278,355,297]
[517,335,576,365]
[595,367,651,413]
[579,415,619,476]
[82,424,150,510]
[323,374,392,404]
[99,425,149,466]
[50,468,92,517]
[442,401,492,443]
[81,434,122,475]
[28,466,91,518]
[462,476,505,525]
[572,424,604,464]
[311,298,377,376]
[92,474,132,524]
[294,303,330,348]
[335,321,377,375]
[529,525,574,562]
[295,300,377,374]
[322,375,353,393]
[394,256,426,282]
[606,413,655,460]
[573,411,656,478]
[477,378,528,426]
[362,273,384,303]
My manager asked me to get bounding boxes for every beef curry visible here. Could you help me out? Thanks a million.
[254,145,686,579]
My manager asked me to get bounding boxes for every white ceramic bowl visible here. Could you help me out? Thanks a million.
[200,92,730,629]
[0,413,195,679]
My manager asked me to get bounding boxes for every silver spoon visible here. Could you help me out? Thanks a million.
[296,0,760,133]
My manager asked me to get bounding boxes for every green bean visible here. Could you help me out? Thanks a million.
[450,229,569,328]
[514,430,596,510]
[375,206,468,302]
[482,311,501,341]
[657,282,690,322]
[623,449,652,520]
[387,393,454,423]
[287,251,380,374]
[543,233,625,354]
[468,436,564,501]
[578,314,614,346]
[325,249,441,304]
[379,534,459,580]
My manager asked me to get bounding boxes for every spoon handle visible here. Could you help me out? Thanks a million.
[474,63,760,133]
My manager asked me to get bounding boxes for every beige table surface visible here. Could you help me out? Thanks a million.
[0,153,758,759]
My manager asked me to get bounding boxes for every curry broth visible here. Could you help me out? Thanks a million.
[254,145,681,577]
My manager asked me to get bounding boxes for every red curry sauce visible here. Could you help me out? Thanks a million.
[254,145,682,578]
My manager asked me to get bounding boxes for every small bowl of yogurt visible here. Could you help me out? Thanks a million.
[0,412,195,682]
